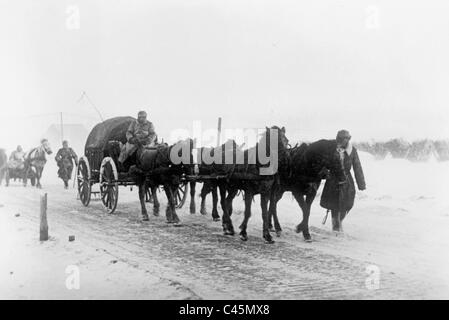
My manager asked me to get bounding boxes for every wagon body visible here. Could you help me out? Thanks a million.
[84,116,134,180]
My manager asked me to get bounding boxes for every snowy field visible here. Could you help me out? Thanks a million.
[0,151,449,299]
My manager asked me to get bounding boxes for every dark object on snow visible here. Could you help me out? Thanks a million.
[68,235,75,242]
[40,193,49,241]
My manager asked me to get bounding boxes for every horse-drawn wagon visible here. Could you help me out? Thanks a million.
[76,117,189,214]
[4,165,37,187]
[76,118,346,243]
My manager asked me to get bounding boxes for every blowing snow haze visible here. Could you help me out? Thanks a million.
[1,0,449,151]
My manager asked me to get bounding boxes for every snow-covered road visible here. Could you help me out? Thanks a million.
[1,177,448,299]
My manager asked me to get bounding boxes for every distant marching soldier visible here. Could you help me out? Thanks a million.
[55,140,78,189]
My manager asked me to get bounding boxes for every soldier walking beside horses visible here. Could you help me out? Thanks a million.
[320,130,366,232]
[55,140,78,189]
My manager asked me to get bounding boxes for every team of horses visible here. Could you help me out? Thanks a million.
[110,126,346,243]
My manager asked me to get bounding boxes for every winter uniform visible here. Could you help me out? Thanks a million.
[119,119,156,163]
[320,142,366,213]
[55,147,78,187]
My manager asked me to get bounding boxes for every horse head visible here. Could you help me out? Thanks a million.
[304,139,345,182]
[40,139,53,155]
[264,126,289,151]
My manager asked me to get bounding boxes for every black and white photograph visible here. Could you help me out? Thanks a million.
[0,0,448,303]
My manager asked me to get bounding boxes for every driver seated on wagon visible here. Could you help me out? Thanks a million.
[118,110,157,164]
[8,145,25,170]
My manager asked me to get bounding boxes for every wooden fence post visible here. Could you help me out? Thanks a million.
[40,193,48,241]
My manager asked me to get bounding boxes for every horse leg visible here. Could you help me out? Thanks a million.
[189,181,196,214]
[36,168,42,189]
[239,191,253,241]
[268,196,274,232]
[169,185,180,224]
[219,184,234,235]
[152,186,160,216]
[293,190,314,242]
[211,184,220,221]
[200,182,209,215]
[228,190,234,217]
[138,183,149,221]
[269,190,283,237]
[261,192,274,244]
[5,169,9,187]
[164,185,180,224]
[164,186,174,223]
[22,166,28,187]
[267,183,279,231]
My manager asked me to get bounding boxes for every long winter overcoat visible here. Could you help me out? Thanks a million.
[320,144,366,212]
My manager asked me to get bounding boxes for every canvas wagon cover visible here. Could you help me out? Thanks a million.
[84,116,135,153]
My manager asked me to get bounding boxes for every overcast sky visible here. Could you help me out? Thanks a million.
[1,0,449,151]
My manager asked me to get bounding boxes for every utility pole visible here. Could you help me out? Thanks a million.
[216,117,222,147]
[60,112,64,143]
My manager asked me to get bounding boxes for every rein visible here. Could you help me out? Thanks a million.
[322,209,330,225]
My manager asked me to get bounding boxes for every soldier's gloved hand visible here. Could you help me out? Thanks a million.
[359,186,366,191]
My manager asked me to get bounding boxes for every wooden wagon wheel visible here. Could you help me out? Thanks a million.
[99,157,119,214]
[174,182,189,209]
[77,156,91,207]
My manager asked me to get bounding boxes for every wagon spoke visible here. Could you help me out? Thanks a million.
[109,189,113,209]
[106,188,111,209]
[105,189,110,207]
[102,188,108,202]
[110,188,115,209]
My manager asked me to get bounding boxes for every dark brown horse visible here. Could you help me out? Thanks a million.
[217,126,290,244]
[23,139,53,188]
[268,140,345,242]
[132,139,195,223]
[189,140,245,221]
